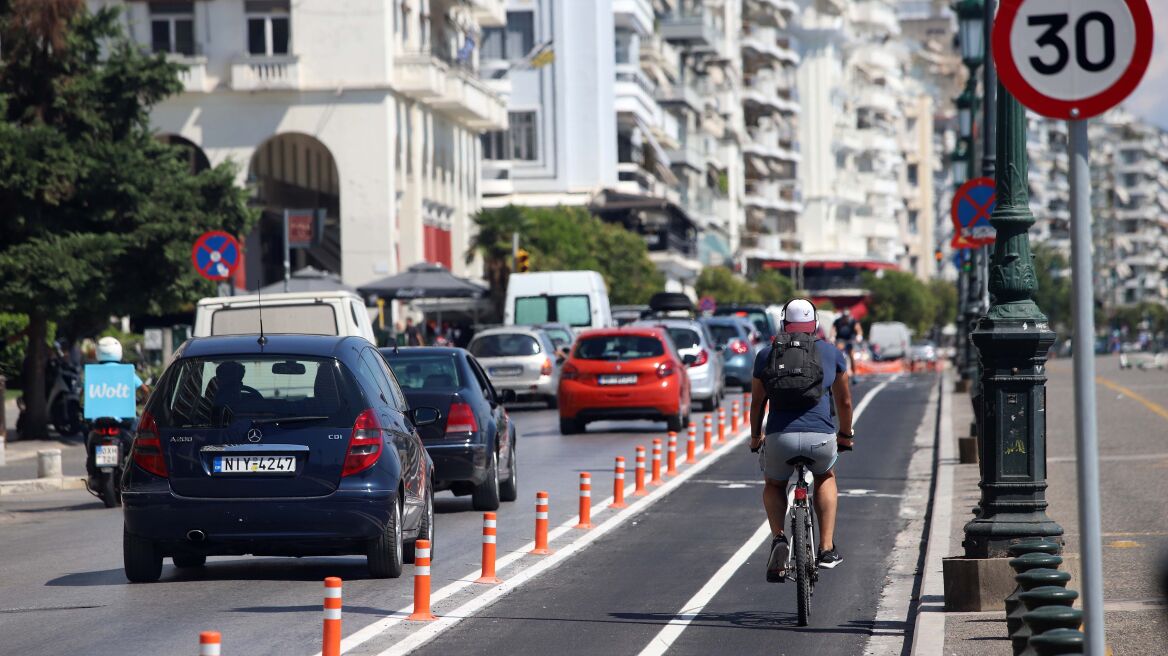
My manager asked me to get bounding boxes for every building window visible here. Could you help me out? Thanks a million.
[482,11,534,61]
[908,210,919,235]
[907,163,919,186]
[150,1,195,55]
[482,130,510,160]
[614,28,633,64]
[509,111,538,161]
[246,0,291,56]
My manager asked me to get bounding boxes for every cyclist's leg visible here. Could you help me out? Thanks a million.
[761,434,798,536]
[802,433,840,551]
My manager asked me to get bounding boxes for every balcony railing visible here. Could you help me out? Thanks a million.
[169,54,209,93]
[659,4,723,50]
[230,55,300,91]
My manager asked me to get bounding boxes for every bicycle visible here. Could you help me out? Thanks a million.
[784,456,818,626]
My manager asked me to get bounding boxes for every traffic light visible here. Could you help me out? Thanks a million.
[516,248,530,273]
[935,250,943,263]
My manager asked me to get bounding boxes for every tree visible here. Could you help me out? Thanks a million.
[0,2,255,438]
[695,267,761,304]
[1031,243,1072,333]
[862,270,937,337]
[752,269,795,305]
[467,205,526,320]
[928,279,958,328]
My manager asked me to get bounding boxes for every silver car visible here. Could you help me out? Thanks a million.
[469,327,561,408]
[634,318,725,411]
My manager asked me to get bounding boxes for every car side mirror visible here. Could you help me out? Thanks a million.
[497,389,518,404]
[682,354,697,366]
[410,407,441,427]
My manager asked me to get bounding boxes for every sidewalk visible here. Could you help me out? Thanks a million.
[1,397,87,494]
[915,360,1168,656]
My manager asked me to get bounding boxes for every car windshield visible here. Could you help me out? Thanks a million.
[386,354,461,390]
[707,324,741,346]
[543,328,573,348]
[156,356,360,428]
[575,335,664,360]
[470,334,541,358]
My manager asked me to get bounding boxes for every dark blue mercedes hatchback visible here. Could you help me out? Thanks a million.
[121,335,438,582]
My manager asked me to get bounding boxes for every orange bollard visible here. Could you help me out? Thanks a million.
[407,539,437,621]
[574,472,593,529]
[731,400,740,431]
[610,457,627,509]
[199,631,221,656]
[717,407,727,444]
[475,512,501,584]
[650,439,664,486]
[743,393,751,423]
[702,415,713,453]
[633,446,648,496]
[322,578,342,656]
[530,491,552,555]
[685,423,697,464]
[666,432,679,476]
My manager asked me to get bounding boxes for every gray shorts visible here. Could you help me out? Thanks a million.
[760,432,838,482]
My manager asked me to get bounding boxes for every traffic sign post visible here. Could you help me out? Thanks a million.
[995,2,1153,652]
[951,177,997,247]
[698,296,716,315]
[191,231,242,283]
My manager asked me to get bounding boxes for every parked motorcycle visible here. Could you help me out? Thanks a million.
[15,346,84,438]
[86,417,132,507]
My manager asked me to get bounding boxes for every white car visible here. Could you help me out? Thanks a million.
[634,318,725,411]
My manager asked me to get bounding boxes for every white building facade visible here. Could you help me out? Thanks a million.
[92,0,508,288]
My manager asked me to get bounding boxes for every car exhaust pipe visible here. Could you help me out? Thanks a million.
[186,530,206,543]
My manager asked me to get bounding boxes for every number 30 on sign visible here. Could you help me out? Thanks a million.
[993,0,1153,120]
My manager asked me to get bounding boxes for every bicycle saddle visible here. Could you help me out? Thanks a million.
[785,456,815,466]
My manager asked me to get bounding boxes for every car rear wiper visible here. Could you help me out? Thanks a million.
[251,416,329,426]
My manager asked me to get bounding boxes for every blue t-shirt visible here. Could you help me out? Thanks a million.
[752,339,847,435]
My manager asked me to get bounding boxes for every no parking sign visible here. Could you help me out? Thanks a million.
[950,178,997,247]
[191,231,242,281]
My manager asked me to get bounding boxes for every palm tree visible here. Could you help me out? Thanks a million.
[466,205,527,321]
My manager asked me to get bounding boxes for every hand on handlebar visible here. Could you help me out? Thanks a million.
[836,435,855,452]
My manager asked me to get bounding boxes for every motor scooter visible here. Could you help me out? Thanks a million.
[85,417,132,508]
[15,346,84,437]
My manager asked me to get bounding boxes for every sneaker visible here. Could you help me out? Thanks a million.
[766,534,789,582]
[818,545,843,569]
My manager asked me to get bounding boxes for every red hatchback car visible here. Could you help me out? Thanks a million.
[557,327,692,434]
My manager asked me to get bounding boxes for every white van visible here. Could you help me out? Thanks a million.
[868,321,912,361]
[504,271,614,332]
[194,291,376,343]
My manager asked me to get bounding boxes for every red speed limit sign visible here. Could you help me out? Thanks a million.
[993,0,1153,119]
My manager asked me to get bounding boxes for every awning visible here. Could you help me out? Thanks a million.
[357,262,487,301]
[588,189,697,230]
[633,115,679,187]
[258,266,355,294]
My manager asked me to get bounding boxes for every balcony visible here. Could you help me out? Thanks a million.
[614,64,663,127]
[1116,206,1160,222]
[743,74,801,116]
[640,35,681,81]
[394,51,449,100]
[849,1,901,36]
[856,128,899,154]
[481,160,513,197]
[659,6,722,51]
[169,55,209,93]
[614,0,655,35]
[467,0,506,27]
[432,66,508,131]
[230,55,300,91]
[667,140,705,172]
[656,81,703,114]
[741,26,801,68]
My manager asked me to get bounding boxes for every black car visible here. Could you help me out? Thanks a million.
[380,347,517,511]
[121,335,437,582]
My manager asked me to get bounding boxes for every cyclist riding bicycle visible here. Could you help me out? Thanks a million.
[750,298,855,582]
[831,308,863,375]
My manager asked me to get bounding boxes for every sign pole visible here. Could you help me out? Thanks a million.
[1068,117,1105,655]
[283,209,292,293]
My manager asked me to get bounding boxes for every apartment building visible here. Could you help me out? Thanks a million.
[91,0,508,288]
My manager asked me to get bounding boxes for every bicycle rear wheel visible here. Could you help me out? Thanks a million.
[792,505,813,626]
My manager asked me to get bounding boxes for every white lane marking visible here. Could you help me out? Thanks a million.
[634,378,895,654]
[637,522,773,656]
[375,427,756,655]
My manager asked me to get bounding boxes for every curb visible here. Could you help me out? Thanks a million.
[909,371,956,656]
[0,476,86,496]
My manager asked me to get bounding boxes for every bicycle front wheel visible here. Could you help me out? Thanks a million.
[792,505,813,626]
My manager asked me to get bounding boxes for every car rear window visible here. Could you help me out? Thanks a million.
[470,334,541,357]
[575,335,665,360]
[707,324,741,345]
[515,295,592,327]
[387,355,462,391]
[715,309,770,335]
[211,305,338,336]
[543,328,573,348]
[665,328,700,350]
[156,356,360,428]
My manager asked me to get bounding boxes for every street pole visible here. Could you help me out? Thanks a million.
[963,83,1063,557]
[282,209,291,293]
[1068,118,1106,655]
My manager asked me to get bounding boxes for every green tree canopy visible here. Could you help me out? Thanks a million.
[928,278,957,327]
[695,267,761,304]
[0,1,255,437]
[753,269,795,305]
[1031,243,1072,332]
[861,270,938,337]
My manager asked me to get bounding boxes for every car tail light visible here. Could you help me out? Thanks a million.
[131,411,167,478]
[657,362,675,378]
[729,339,750,355]
[561,362,579,380]
[540,358,554,376]
[343,409,384,477]
[689,349,709,367]
[445,401,478,436]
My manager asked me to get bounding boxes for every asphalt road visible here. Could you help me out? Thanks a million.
[0,375,935,655]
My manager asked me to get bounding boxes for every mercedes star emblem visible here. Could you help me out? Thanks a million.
[247,428,263,443]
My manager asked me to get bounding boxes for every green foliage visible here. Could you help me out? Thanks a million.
[752,269,795,305]
[928,279,958,326]
[1112,303,1168,334]
[0,4,256,336]
[695,267,761,304]
[861,270,937,336]
[1030,243,1072,332]
[466,205,526,320]
[0,312,55,384]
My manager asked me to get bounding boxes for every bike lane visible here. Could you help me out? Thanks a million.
[410,375,933,656]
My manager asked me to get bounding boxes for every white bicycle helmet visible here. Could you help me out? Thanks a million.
[96,336,123,363]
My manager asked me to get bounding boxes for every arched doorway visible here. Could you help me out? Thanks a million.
[158,134,211,173]
[246,133,341,289]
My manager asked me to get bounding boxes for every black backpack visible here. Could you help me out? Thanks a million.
[761,333,824,409]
